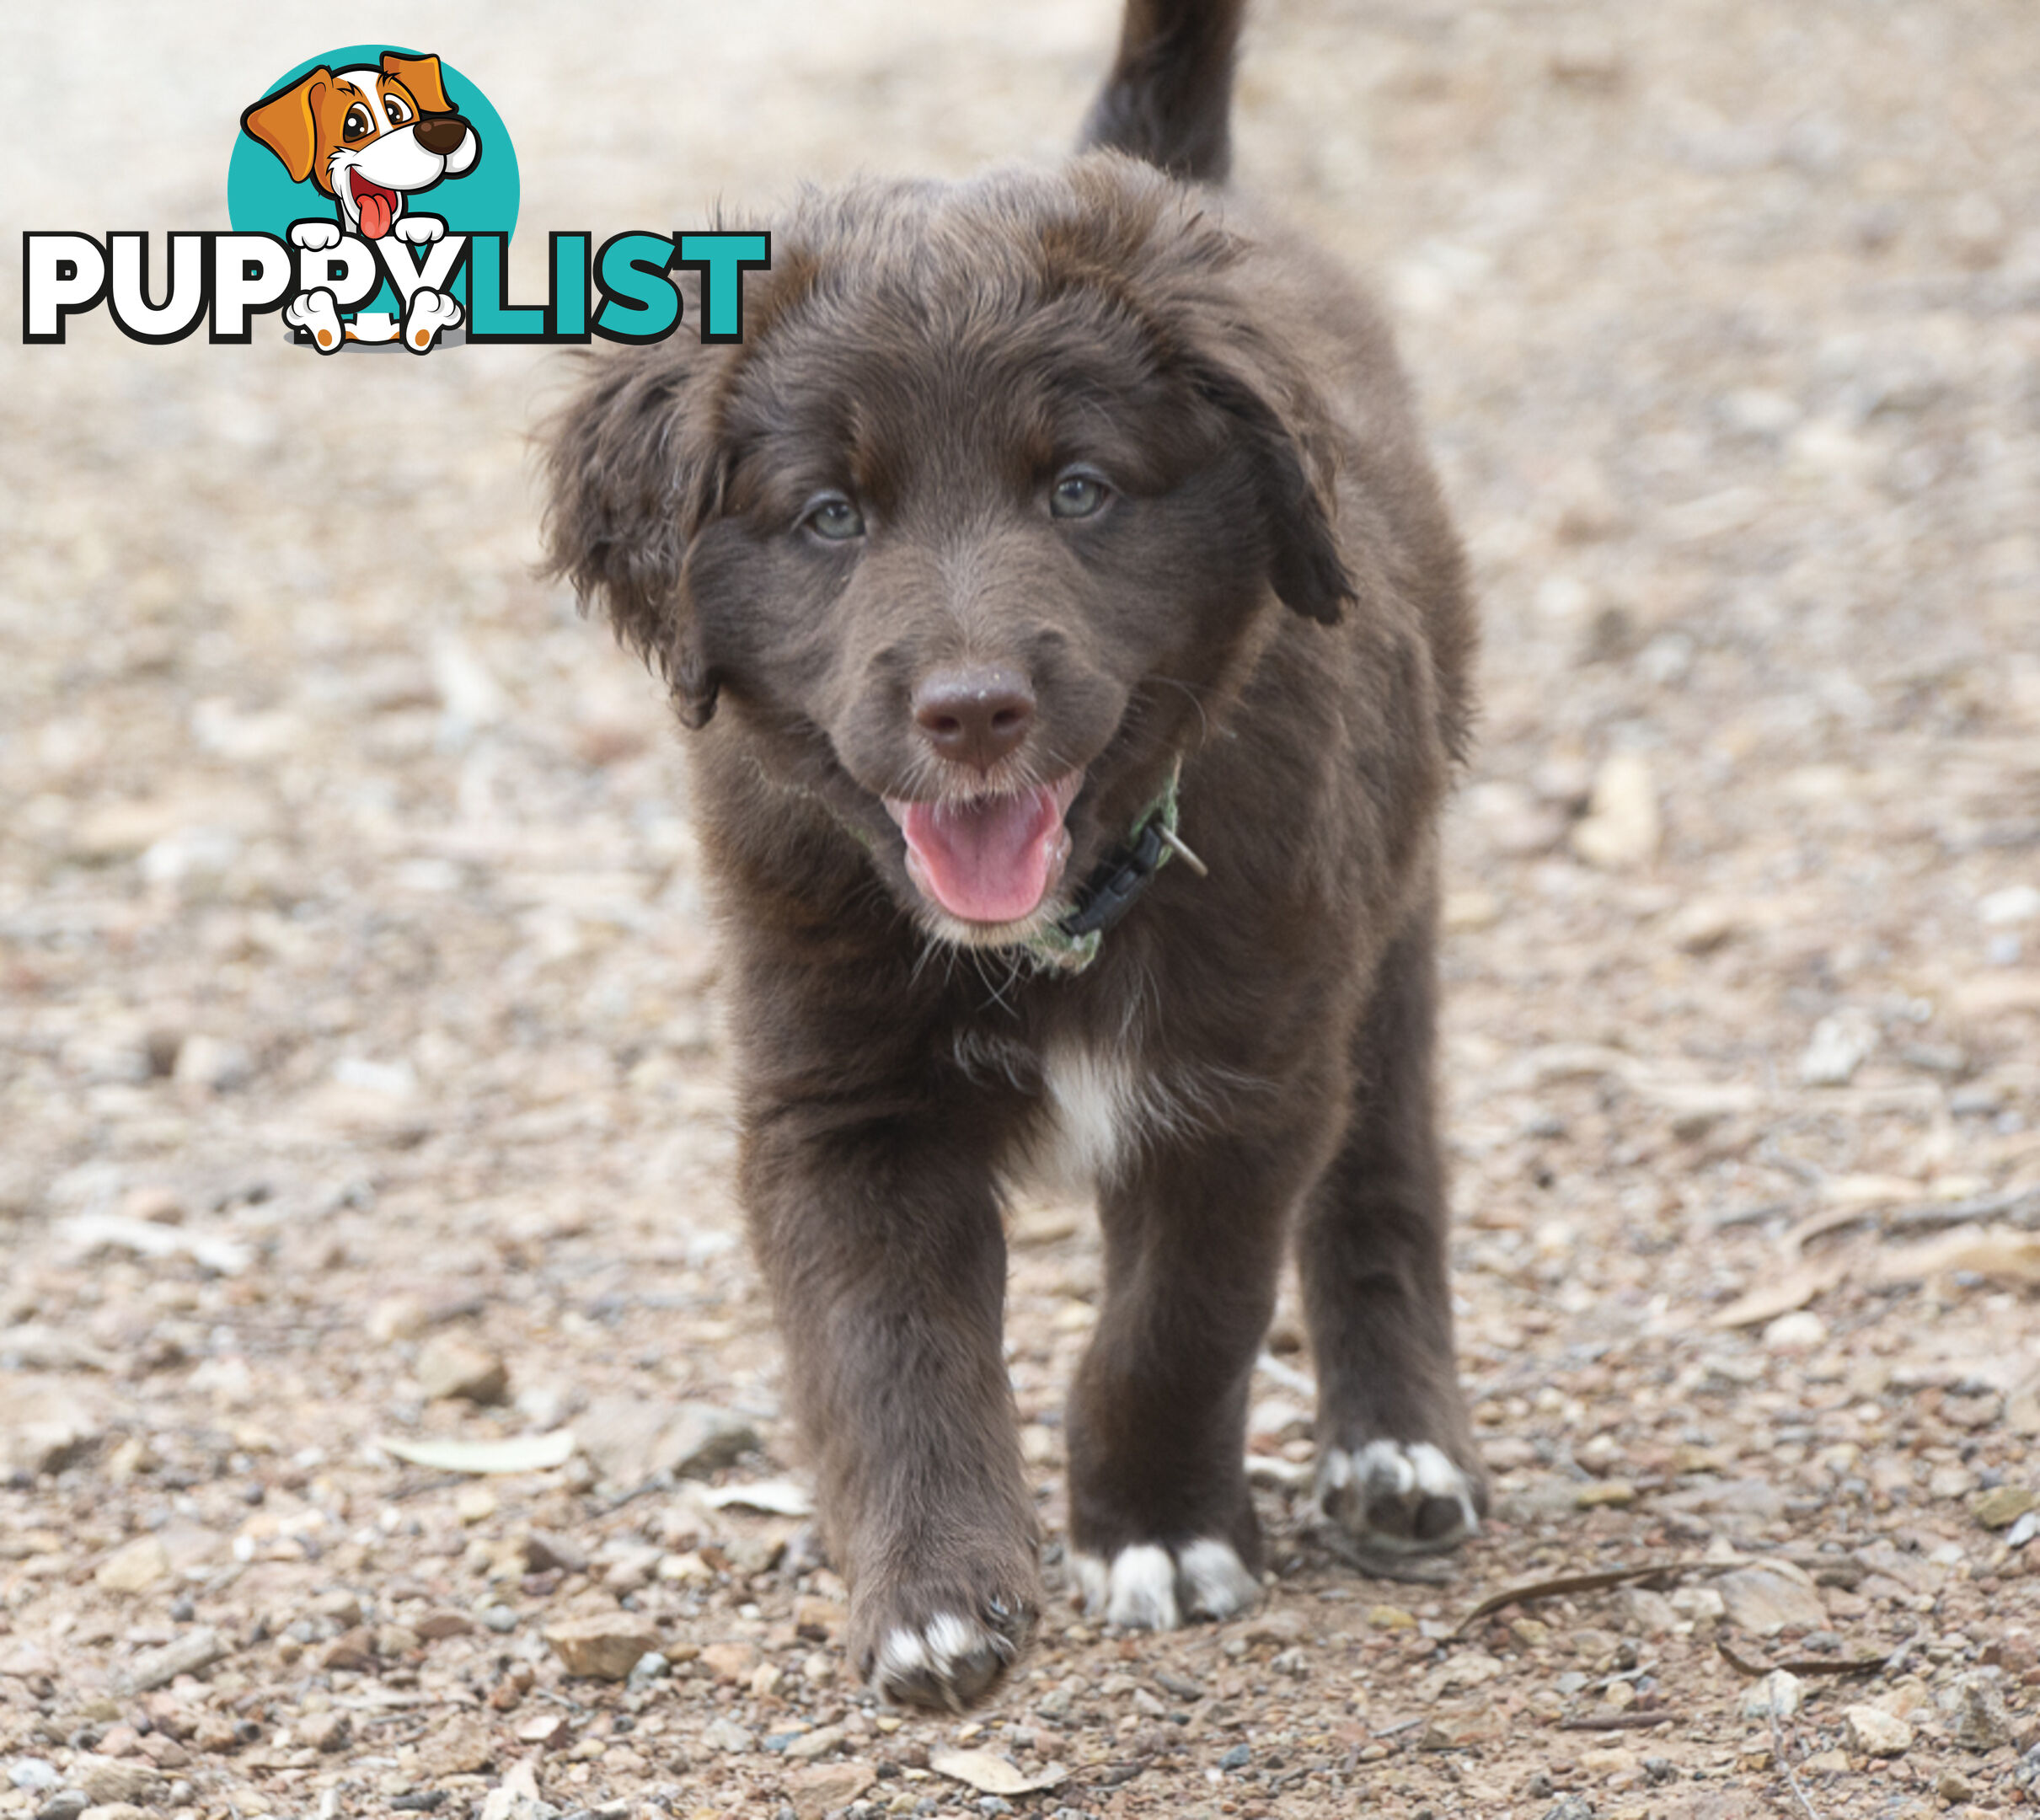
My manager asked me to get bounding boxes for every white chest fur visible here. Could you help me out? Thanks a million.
[1036,1041,1143,1192]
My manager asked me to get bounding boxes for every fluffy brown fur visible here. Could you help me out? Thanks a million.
[543,0,1486,1710]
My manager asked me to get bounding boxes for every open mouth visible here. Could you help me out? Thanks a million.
[350,173,401,239]
[883,774,1084,926]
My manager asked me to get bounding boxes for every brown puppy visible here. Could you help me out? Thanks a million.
[543,0,1486,1711]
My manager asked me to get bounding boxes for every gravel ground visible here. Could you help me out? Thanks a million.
[5,3,2040,1818]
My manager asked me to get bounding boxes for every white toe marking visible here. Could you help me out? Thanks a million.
[876,1625,929,1680]
[1072,1551,1109,1614]
[1406,1441,1467,1500]
[1177,1539,1260,1619]
[870,1608,1015,1708]
[1104,1544,1180,1630]
[1317,1439,1480,1551]
[1352,1438,1417,1497]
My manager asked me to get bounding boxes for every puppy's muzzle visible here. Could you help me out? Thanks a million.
[913,666,1036,774]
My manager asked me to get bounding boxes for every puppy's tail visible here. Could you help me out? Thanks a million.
[1079,0,1245,185]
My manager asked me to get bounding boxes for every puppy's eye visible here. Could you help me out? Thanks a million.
[383,94,414,126]
[800,494,866,543]
[343,104,375,140]
[1050,469,1111,520]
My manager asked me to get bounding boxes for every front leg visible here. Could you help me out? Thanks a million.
[743,1116,1038,1709]
[1066,1119,1323,1630]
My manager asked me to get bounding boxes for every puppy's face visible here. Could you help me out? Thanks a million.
[547,161,1353,946]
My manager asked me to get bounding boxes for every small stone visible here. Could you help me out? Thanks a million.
[1741,1670,1803,1721]
[1843,1705,1912,1756]
[1570,753,1659,870]
[1419,1712,1497,1750]
[300,1710,352,1754]
[171,1035,253,1093]
[1717,1563,1828,1636]
[367,1293,431,1344]
[454,1483,499,1524]
[1948,1672,2016,1750]
[1218,1745,1252,1770]
[416,1334,509,1405]
[702,1717,754,1754]
[1576,1479,1636,1507]
[543,1614,664,1681]
[415,1609,478,1640]
[1938,1768,1976,1801]
[784,1763,876,1820]
[72,1760,162,1807]
[575,1396,759,1485]
[701,1641,763,1683]
[1368,1605,1416,1630]
[1,1380,106,1477]
[784,1725,845,1762]
[1798,1009,1877,1088]
[1973,1485,2037,1529]
[515,1711,570,1747]
[321,1625,378,1672]
[1764,1310,1827,1353]
[94,1536,172,1594]
[34,1793,88,1820]
[417,1713,495,1777]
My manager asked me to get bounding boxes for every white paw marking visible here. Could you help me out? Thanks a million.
[289,219,341,251]
[1072,1538,1259,1630]
[1316,1438,1480,1553]
[871,1610,1015,1712]
[283,288,343,352]
[1176,1538,1261,1617]
[403,287,463,351]
[393,213,446,245]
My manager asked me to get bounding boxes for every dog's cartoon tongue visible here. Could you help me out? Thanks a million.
[353,177,398,240]
[890,781,1076,924]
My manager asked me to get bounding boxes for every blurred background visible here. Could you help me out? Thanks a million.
[3,0,2039,1812]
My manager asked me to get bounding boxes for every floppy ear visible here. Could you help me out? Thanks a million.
[1186,343,1356,626]
[381,51,453,115]
[242,69,329,186]
[540,350,729,728]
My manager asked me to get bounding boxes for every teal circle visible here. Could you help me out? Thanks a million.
[228,45,518,317]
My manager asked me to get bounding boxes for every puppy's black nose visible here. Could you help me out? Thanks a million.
[415,115,469,156]
[913,667,1036,771]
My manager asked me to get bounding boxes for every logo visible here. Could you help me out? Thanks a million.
[23,45,768,356]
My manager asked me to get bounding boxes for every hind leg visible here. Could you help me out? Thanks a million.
[1298,892,1488,1553]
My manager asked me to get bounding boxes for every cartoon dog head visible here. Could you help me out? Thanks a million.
[242,52,480,239]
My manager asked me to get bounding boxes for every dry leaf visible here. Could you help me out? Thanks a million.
[375,1432,576,1475]
[701,1479,813,1516]
[928,1749,1068,1796]
[1874,1224,2040,1287]
[1710,1261,1847,1329]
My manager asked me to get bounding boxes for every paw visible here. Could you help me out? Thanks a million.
[402,288,463,352]
[1070,1538,1261,1630]
[283,288,344,353]
[852,1584,1036,1712]
[289,219,341,251]
[393,214,445,245]
[1315,1439,1482,1554]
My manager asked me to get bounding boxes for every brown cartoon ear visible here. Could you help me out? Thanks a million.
[241,68,329,186]
[381,51,453,115]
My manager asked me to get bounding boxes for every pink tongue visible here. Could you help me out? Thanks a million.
[357,187,394,239]
[900,788,1063,923]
